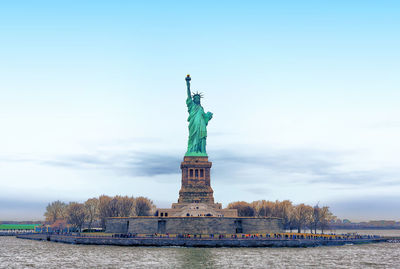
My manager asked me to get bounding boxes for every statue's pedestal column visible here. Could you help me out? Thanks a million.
[178,156,214,204]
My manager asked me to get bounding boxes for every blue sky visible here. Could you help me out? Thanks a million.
[1,1,400,221]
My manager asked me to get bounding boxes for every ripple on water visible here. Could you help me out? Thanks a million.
[0,237,399,269]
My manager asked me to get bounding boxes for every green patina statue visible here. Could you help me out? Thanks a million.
[185,75,213,156]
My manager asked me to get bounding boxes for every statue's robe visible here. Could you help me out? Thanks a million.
[186,97,212,154]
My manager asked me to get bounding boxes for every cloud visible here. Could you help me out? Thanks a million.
[211,148,339,175]
[40,152,181,177]
[123,153,181,176]
[328,195,400,221]
[36,148,339,181]
[210,148,399,188]
[2,147,400,220]
[2,146,399,189]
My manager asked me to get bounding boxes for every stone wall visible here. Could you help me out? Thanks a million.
[128,218,159,234]
[106,218,129,234]
[106,217,283,234]
[241,218,282,234]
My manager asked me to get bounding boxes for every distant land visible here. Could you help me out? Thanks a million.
[330,219,400,230]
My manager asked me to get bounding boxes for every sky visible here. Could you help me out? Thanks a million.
[0,1,399,221]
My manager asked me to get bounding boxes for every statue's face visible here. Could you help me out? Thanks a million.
[193,95,201,104]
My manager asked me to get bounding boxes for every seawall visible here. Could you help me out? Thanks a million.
[16,233,389,248]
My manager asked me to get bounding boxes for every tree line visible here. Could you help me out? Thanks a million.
[44,195,155,231]
[44,196,335,234]
[227,200,335,233]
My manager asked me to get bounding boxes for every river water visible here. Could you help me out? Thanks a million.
[1,230,400,268]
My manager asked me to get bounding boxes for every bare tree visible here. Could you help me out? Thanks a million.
[108,197,120,217]
[116,196,135,217]
[227,201,255,217]
[66,202,86,232]
[319,206,335,233]
[98,195,113,229]
[251,200,275,217]
[275,200,295,231]
[227,199,336,234]
[84,198,99,229]
[44,200,67,224]
[134,197,155,216]
[294,203,313,233]
[310,204,321,234]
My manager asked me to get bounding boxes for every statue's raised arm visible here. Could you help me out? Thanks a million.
[185,74,191,99]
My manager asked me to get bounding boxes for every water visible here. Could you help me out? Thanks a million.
[1,230,400,268]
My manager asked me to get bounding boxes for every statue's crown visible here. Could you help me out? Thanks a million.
[192,91,203,98]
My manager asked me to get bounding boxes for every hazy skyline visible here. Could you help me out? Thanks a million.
[1,1,400,221]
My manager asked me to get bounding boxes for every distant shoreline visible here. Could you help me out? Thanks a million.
[328,226,400,230]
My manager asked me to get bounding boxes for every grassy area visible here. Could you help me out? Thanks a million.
[0,224,41,230]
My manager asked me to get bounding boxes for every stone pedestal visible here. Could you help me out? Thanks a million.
[178,156,214,204]
[154,156,238,217]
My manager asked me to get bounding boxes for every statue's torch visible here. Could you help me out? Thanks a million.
[186,74,191,97]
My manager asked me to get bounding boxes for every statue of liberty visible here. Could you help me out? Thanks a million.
[185,75,213,156]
